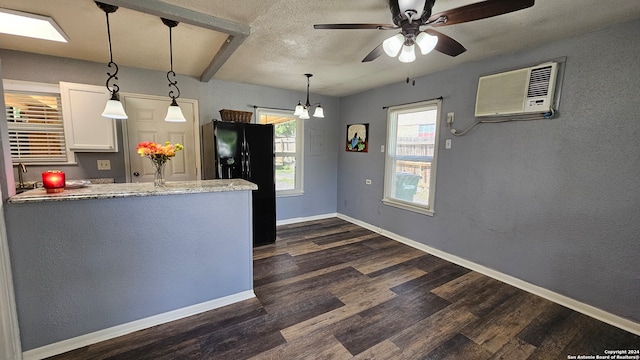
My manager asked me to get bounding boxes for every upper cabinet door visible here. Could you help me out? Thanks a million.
[60,82,118,152]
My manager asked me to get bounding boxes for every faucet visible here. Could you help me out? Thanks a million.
[16,162,27,189]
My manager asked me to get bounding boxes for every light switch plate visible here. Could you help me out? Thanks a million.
[447,112,455,124]
[445,139,452,149]
[97,160,111,170]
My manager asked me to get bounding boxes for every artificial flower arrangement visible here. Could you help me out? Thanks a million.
[136,141,184,165]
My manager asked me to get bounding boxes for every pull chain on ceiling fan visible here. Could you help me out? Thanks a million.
[314,0,535,63]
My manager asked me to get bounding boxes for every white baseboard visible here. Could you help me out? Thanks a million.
[336,213,640,336]
[22,290,256,360]
[277,212,338,226]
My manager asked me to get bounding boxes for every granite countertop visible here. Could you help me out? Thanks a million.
[8,179,258,204]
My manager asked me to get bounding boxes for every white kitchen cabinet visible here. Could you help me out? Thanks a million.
[60,82,118,152]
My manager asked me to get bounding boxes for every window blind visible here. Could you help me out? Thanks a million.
[4,92,67,163]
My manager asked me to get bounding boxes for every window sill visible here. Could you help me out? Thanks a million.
[382,198,434,216]
[276,190,304,198]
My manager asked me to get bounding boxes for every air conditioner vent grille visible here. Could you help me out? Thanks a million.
[475,62,558,117]
[527,65,553,98]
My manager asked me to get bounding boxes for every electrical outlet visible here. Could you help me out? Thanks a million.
[97,160,111,170]
[447,112,455,124]
[445,139,452,149]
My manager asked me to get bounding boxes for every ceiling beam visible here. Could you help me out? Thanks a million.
[98,0,250,82]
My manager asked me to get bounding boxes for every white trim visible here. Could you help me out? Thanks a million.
[383,99,441,215]
[3,79,59,94]
[336,213,640,336]
[0,205,22,360]
[256,108,304,195]
[22,290,255,360]
[277,213,338,226]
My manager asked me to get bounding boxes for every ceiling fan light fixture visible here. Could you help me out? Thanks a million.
[398,44,416,63]
[398,0,427,21]
[416,31,438,55]
[383,33,405,57]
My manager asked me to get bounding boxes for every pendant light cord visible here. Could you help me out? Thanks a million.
[163,19,180,103]
[169,25,174,73]
[106,11,113,63]
[101,4,119,96]
[305,74,312,107]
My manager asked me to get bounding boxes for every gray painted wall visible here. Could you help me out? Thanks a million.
[0,49,339,220]
[5,190,254,351]
[337,19,640,323]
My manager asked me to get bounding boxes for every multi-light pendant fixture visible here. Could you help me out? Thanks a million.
[293,74,324,119]
[96,1,128,119]
[162,18,186,122]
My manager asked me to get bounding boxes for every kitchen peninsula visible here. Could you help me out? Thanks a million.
[5,179,257,355]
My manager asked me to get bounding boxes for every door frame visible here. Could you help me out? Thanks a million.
[0,204,22,360]
[120,93,201,183]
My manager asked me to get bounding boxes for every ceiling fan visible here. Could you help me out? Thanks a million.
[314,0,535,63]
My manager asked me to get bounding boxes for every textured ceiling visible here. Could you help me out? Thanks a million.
[1,0,640,97]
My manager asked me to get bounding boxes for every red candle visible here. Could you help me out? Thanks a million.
[42,171,65,193]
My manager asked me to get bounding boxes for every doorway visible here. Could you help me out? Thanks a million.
[122,94,200,183]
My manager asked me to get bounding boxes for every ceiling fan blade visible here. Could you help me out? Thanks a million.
[314,23,397,30]
[428,0,534,27]
[362,43,385,62]
[424,29,466,57]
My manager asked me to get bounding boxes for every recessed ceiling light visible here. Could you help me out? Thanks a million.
[0,8,68,43]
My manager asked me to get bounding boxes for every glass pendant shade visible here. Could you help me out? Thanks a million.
[398,44,416,63]
[165,100,186,122]
[101,94,128,119]
[416,32,438,55]
[299,108,310,120]
[383,33,405,57]
[294,102,304,116]
[313,105,324,118]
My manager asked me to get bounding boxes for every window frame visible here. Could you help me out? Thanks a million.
[256,108,304,197]
[382,99,442,216]
[3,79,74,165]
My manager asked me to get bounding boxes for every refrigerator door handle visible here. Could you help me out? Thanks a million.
[245,141,252,180]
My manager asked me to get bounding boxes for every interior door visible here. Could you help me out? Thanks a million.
[124,96,198,183]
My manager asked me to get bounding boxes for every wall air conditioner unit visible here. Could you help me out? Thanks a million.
[474,62,558,117]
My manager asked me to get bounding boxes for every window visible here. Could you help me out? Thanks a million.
[383,99,441,215]
[3,80,71,164]
[257,109,303,196]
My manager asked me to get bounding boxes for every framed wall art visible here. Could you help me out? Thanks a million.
[346,123,369,152]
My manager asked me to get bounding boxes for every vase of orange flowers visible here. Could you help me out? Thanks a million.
[135,141,184,187]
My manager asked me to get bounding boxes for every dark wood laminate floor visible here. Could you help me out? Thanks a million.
[49,218,640,359]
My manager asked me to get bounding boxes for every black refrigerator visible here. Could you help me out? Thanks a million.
[201,120,276,246]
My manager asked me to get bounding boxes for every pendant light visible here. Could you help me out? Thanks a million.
[96,1,127,119]
[293,74,324,119]
[162,18,186,122]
